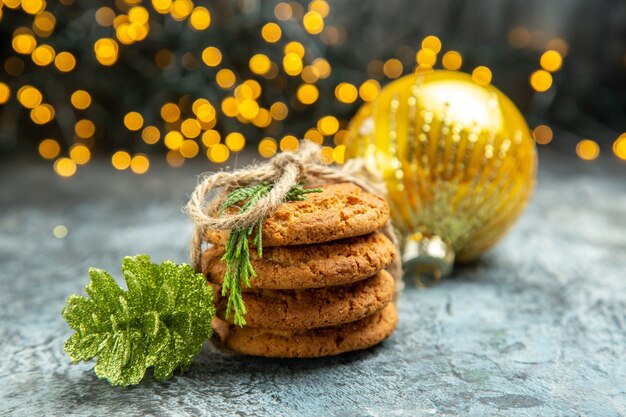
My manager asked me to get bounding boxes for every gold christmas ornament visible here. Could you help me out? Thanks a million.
[346,70,537,284]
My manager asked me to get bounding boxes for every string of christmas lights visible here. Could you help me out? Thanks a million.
[0,0,624,178]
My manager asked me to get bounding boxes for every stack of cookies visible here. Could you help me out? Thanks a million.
[202,183,399,358]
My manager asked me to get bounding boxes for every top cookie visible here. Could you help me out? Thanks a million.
[205,183,390,247]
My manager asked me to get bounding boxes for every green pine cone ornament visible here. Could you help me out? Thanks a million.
[62,255,215,386]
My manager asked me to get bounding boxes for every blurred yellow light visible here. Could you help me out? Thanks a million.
[112,151,131,170]
[202,129,220,147]
[0,83,10,104]
[54,158,77,178]
[71,90,91,110]
[318,115,339,135]
[284,41,305,58]
[262,23,282,43]
[264,62,279,79]
[167,150,185,167]
[530,70,552,92]
[270,102,288,120]
[181,118,201,138]
[202,46,222,67]
[416,48,436,67]
[421,35,442,54]
[180,139,199,158]
[221,96,239,117]
[576,139,599,161]
[70,144,91,165]
[234,84,254,100]
[301,65,320,83]
[142,126,160,144]
[258,137,277,158]
[297,84,319,105]
[280,135,299,152]
[249,54,271,75]
[359,79,380,102]
[309,0,330,17]
[152,0,172,14]
[123,112,144,131]
[32,45,55,66]
[335,82,358,104]
[22,0,45,14]
[128,6,149,24]
[442,50,462,70]
[130,154,150,174]
[252,108,272,128]
[17,86,42,109]
[164,131,184,149]
[333,144,346,164]
[161,102,181,122]
[128,22,149,42]
[33,12,56,36]
[216,69,236,88]
[540,50,562,72]
[383,59,403,79]
[38,139,60,159]
[312,58,331,79]
[75,119,96,138]
[94,38,119,66]
[31,104,54,124]
[113,15,129,29]
[613,134,626,160]
[12,34,37,55]
[508,27,530,48]
[533,125,553,145]
[208,143,230,163]
[55,51,76,72]
[320,146,334,164]
[196,104,216,122]
[170,0,193,21]
[238,99,260,119]
[333,129,349,146]
[225,132,245,152]
[547,38,569,57]
[303,11,324,35]
[95,7,116,26]
[472,66,492,86]
[304,128,323,145]
[274,3,292,21]
[3,0,21,8]
[243,79,262,98]
[189,7,211,30]
[198,118,217,130]
[283,53,303,76]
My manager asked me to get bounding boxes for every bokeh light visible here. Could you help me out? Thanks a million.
[576,139,600,160]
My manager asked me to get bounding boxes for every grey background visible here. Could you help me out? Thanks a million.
[0,148,625,416]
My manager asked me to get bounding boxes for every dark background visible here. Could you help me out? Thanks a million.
[0,0,625,168]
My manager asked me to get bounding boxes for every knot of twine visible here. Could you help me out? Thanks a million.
[185,141,403,291]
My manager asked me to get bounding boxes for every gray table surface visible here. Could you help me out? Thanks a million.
[1,148,625,417]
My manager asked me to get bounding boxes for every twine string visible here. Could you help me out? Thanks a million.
[185,141,403,290]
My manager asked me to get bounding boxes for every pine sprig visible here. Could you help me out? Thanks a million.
[220,182,321,326]
[62,255,215,386]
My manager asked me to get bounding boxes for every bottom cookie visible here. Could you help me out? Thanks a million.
[212,303,398,358]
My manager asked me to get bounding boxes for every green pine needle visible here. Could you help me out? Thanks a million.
[62,255,215,386]
[220,182,321,326]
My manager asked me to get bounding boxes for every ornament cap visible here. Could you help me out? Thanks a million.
[402,233,455,287]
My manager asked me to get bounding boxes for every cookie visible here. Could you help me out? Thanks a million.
[203,232,397,290]
[212,303,398,358]
[205,183,389,247]
[214,270,395,330]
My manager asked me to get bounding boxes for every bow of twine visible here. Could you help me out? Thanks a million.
[185,141,403,290]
